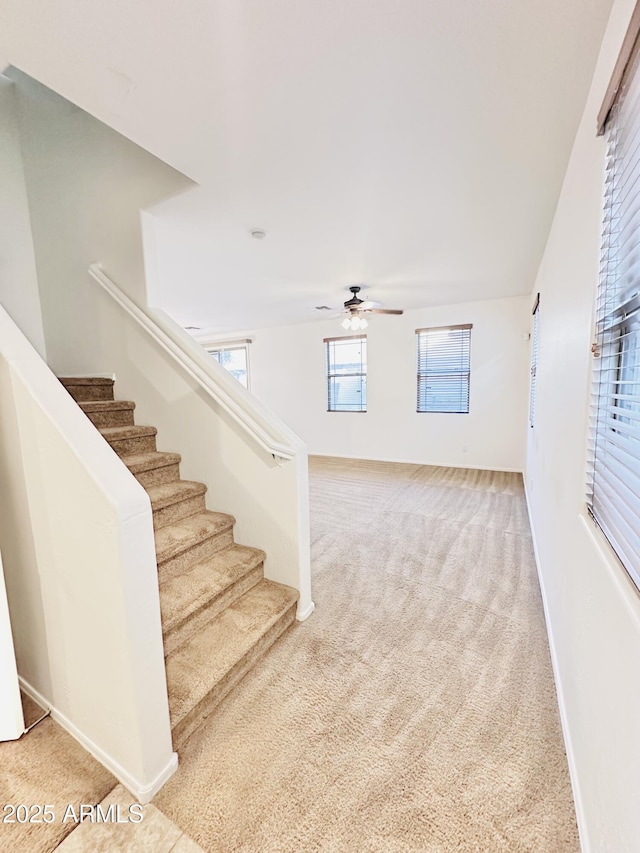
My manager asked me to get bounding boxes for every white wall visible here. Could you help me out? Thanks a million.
[0,77,45,357]
[5,69,312,617]
[0,72,189,795]
[525,1,640,850]
[228,295,530,472]
[6,68,192,370]
[0,305,175,800]
[0,549,24,742]
[87,282,312,617]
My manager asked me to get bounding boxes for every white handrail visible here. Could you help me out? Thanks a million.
[88,264,300,461]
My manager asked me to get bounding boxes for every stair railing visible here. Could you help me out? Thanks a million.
[88,263,303,462]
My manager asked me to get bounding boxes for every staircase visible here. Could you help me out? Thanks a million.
[59,376,299,748]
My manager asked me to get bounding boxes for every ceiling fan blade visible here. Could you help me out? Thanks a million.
[364,308,404,315]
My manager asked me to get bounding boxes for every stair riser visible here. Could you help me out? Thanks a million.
[134,463,181,488]
[158,528,235,582]
[171,602,297,749]
[62,375,297,760]
[65,385,114,403]
[153,494,207,530]
[85,409,135,429]
[107,434,157,457]
[162,564,264,657]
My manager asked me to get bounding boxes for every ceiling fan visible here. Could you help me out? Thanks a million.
[339,286,403,330]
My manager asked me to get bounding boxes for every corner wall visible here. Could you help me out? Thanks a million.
[0,306,175,800]
[227,294,529,472]
[4,67,312,617]
[0,77,45,357]
[85,285,313,618]
[6,67,192,373]
[525,0,640,849]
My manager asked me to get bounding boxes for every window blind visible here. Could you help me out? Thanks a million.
[207,344,250,388]
[416,325,472,413]
[588,39,640,591]
[529,295,540,428]
[324,335,367,412]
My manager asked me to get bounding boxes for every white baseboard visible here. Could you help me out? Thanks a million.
[523,485,589,853]
[296,600,315,621]
[309,452,522,474]
[18,677,177,805]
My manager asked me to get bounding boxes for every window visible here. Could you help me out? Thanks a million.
[324,335,367,412]
[416,325,472,413]
[588,33,640,591]
[206,342,250,388]
[529,294,540,428]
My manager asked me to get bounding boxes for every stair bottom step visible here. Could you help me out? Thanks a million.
[167,580,298,749]
[162,560,264,658]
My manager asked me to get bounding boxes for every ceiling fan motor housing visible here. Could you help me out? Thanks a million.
[344,286,364,309]
[340,285,404,316]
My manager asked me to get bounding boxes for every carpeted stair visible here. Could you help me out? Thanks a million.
[59,376,299,749]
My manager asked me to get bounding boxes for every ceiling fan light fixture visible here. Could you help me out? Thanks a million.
[336,285,403,331]
[340,312,369,331]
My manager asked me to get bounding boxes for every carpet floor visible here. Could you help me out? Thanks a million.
[153,457,579,852]
[0,693,115,852]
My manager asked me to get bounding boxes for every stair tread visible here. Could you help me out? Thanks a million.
[99,424,157,440]
[155,510,236,564]
[121,451,182,473]
[159,544,265,635]
[147,479,207,511]
[61,375,297,745]
[79,400,135,412]
[166,579,298,729]
[59,376,114,386]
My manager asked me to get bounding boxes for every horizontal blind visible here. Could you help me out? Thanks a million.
[588,39,640,591]
[416,325,471,413]
[324,336,367,412]
[208,345,249,388]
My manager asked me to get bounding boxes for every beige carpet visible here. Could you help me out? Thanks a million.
[0,695,204,853]
[154,457,579,852]
[0,693,115,852]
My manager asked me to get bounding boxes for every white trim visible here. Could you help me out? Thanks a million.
[309,452,522,474]
[17,678,50,714]
[296,600,315,621]
[579,511,640,621]
[18,677,178,805]
[523,485,590,853]
[199,337,253,348]
[59,372,116,380]
[0,550,24,742]
[88,264,299,462]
